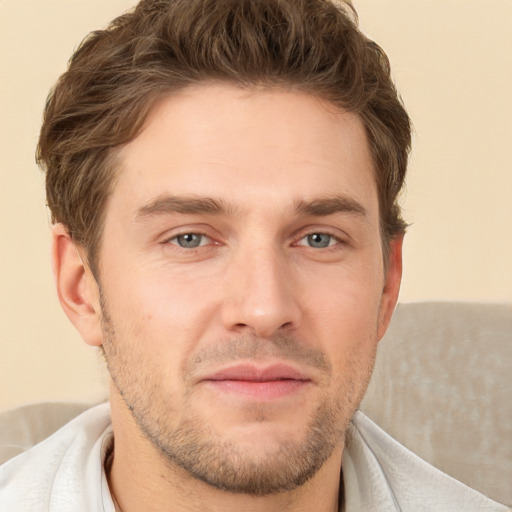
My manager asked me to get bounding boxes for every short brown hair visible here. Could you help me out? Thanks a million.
[37,0,411,275]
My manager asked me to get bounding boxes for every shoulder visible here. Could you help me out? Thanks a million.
[0,401,95,465]
[0,402,113,512]
[343,411,511,512]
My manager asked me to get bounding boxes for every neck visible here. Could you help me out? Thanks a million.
[107,395,344,512]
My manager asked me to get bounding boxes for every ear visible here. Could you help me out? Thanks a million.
[377,235,404,341]
[52,224,103,347]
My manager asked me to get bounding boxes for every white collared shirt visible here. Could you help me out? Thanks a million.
[0,403,508,511]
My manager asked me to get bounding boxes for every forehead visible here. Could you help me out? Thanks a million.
[111,83,377,219]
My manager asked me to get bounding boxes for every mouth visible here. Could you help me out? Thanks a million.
[201,363,312,400]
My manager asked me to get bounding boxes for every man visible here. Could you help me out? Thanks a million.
[0,0,508,511]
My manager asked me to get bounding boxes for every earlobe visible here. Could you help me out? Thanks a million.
[377,235,404,341]
[52,224,103,347]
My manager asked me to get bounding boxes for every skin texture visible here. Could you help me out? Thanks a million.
[53,84,403,512]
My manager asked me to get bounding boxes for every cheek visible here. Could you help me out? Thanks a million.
[321,291,380,407]
[302,264,383,375]
[101,266,224,372]
[303,262,384,329]
[108,257,210,318]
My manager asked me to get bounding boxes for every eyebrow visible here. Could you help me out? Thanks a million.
[135,194,367,221]
[135,195,235,220]
[294,196,367,217]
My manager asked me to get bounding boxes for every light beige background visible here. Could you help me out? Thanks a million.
[1,0,511,412]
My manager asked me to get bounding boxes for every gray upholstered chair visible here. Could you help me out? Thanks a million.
[361,302,511,506]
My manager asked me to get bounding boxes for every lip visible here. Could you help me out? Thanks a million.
[204,363,311,382]
[200,363,312,400]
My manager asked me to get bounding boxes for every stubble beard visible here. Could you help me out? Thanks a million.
[144,388,349,496]
[100,297,376,496]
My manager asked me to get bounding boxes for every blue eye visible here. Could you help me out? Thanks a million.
[172,233,208,248]
[298,233,337,248]
[307,233,333,248]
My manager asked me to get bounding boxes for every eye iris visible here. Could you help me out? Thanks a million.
[177,233,202,248]
[308,233,331,248]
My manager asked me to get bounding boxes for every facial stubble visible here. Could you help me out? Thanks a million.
[100,294,377,496]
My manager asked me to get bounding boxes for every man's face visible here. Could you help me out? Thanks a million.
[94,84,401,494]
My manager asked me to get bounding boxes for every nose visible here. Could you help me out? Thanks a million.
[221,244,302,338]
